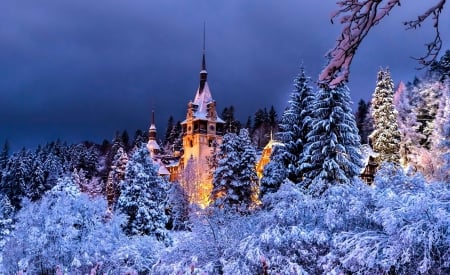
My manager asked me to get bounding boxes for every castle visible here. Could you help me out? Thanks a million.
[147,39,224,207]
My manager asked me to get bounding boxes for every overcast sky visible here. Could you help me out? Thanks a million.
[1,0,449,151]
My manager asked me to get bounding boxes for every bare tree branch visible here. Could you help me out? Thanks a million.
[320,0,447,89]
[404,0,446,67]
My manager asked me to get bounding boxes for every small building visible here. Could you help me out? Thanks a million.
[360,144,379,184]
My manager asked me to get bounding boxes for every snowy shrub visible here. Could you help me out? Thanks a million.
[323,167,450,274]
[1,177,162,274]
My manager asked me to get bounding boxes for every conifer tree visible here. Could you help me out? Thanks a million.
[164,115,175,146]
[278,66,315,183]
[116,145,169,242]
[303,84,363,196]
[268,105,278,132]
[0,194,14,242]
[0,140,9,171]
[394,81,424,167]
[221,105,241,134]
[427,83,450,180]
[354,99,370,144]
[370,69,401,163]
[252,108,270,148]
[237,129,259,203]
[106,147,128,207]
[411,78,445,149]
[260,145,286,198]
[211,129,257,211]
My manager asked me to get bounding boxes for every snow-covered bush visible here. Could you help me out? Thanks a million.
[1,177,162,274]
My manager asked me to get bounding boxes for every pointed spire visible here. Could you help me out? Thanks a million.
[199,22,208,93]
[202,21,206,71]
[149,110,157,140]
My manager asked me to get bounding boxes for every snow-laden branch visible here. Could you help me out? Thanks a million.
[404,0,446,67]
[320,0,446,89]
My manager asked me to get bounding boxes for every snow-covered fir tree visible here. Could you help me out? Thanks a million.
[278,66,315,183]
[303,83,363,196]
[2,177,162,274]
[0,140,9,172]
[211,129,258,211]
[369,69,401,163]
[106,146,128,207]
[427,83,450,181]
[410,77,444,149]
[237,129,259,204]
[116,144,170,242]
[0,194,14,244]
[0,149,32,208]
[430,49,450,81]
[166,181,190,231]
[394,81,424,167]
[354,99,370,144]
[260,145,287,198]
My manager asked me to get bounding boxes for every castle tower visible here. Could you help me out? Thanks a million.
[180,30,224,206]
[147,110,160,157]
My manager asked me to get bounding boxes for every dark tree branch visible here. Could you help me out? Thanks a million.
[320,0,446,89]
[404,0,446,67]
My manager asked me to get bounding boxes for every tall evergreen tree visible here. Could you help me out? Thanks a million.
[164,115,175,146]
[268,105,278,132]
[411,78,445,149]
[354,99,370,144]
[0,149,33,208]
[278,67,315,183]
[0,194,14,243]
[252,108,270,148]
[132,129,147,149]
[394,81,424,167]
[0,140,9,171]
[370,69,401,163]
[260,145,286,198]
[116,145,169,242]
[221,105,241,134]
[303,84,363,196]
[245,116,253,131]
[106,147,128,208]
[167,121,182,152]
[211,129,258,211]
[430,49,450,81]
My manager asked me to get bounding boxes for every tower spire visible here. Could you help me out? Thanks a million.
[199,22,207,93]
[149,110,157,141]
[202,22,206,71]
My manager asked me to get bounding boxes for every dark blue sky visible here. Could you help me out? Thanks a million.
[1,0,449,151]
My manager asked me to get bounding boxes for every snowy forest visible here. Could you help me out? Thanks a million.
[0,50,449,274]
[1,1,450,273]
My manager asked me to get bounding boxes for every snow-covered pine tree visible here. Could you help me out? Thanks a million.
[369,69,401,163]
[0,194,14,243]
[106,146,128,208]
[252,108,270,148]
[428,82,450,181]
[410,77,444,149]
[303,83,363,196]
[394,81,424,168]
[430,49,450,81]
[164,115,175,147]
[260,145,286,198]
[237,129,259,205]
[116,144,169,242]
[0,149,32,209]
[277,66,315,183]
[354,99,370,144]
[211,129,258,211]
[0,140,9,171]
